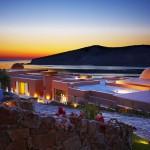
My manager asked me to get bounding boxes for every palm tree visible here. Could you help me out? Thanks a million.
[0,69,10,91]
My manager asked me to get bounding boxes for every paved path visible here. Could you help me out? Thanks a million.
[34,103,150,140]
[103,112,150,140]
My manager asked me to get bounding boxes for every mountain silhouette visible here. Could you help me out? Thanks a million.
[31,45,150,67]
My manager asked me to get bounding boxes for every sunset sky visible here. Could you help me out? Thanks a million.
[0,0,150,59]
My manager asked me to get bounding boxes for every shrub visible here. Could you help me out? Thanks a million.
[79,103,100,120]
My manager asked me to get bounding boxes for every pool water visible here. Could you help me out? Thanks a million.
[78,82,137,94]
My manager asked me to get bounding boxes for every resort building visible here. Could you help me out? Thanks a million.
[9,68,150,111]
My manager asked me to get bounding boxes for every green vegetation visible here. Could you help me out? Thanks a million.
[132,134,150,150]
[0,69,10,91]
[79,103,100,119]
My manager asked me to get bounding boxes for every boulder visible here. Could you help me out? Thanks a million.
[17,100,33,111]
[63,135,82,150]
[0,106,20,125]
[20,111,41,128]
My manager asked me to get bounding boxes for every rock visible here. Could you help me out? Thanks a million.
[80,119,88,133]
[0,131,11,150]
[92,132,106,150]
[17,100,33,111]
[63,135,82,150]
[20,111,41,128]
[0,106,20,125]
[32,132,56,149]
[30,116,55,135]
[88,120,99,135]
[40,116,55,129]
[7,128,29,141]
[6,139,27,150]
[0,104,133,150]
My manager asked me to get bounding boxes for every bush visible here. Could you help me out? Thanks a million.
[79,103,100,120]
[132,134,150,150]
[0,69,10,91]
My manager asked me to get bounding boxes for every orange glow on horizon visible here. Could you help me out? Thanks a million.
[0,25,150,59]
[1,39,150,59]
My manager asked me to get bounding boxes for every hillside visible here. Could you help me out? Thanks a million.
[31,45,150,67]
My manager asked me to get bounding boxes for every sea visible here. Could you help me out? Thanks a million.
[0,59,146,78]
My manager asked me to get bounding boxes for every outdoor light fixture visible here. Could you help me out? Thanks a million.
[72,102,78,108]
[115,80,124,84]
[138,140,149,145]
[37,98,45,104]
[46,95,50,100]
[34,93,38,98]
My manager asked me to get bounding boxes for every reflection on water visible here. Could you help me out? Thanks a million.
[24,64,143,77]
[0,60,144,77]
[24,64,145,70]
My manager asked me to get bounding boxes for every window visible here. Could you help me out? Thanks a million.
[18,82,29,95]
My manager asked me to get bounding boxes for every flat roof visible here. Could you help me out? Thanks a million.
[12,74,42,80]
[116,91,150,104]
[77,83,137,94]
[121,78,150,87]
[8,69,29,72]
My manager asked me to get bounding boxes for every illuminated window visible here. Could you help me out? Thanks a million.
[19,82,25,94]
[19,82,29,95]
[60,94,67,104]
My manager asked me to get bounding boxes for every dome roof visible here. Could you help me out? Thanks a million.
[140,68,150,80]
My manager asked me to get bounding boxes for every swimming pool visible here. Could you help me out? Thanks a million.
[77,83,137,94]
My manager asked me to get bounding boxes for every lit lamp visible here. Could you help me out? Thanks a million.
[34,93,38,98]
[115,80,124,84]
[138,140,149,145]
[37,98,45,104]
[72,102,78,108]
[46,95,50,100]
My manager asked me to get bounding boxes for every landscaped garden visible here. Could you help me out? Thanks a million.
[132,134,150,150]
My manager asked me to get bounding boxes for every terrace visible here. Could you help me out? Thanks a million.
[77,80,138,94]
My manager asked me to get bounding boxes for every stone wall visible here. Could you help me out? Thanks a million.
[0,100,133,150]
